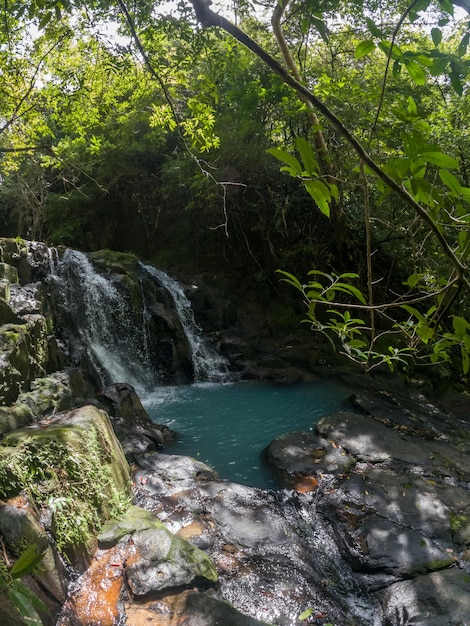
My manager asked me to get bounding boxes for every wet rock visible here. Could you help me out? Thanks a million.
[99,383,151,424]
[130,455,378,626]
[99,383,175,454]
[124,588,274,626]
[126,525,218,596]
[316,411,429,465]
[120,433,156,462]
[99,504,218,598]
[56,544,126,626]
[378,567,470,625]
[264,430,354,489]
[0,296,21,323]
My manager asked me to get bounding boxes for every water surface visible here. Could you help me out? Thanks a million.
[144,381,350,489]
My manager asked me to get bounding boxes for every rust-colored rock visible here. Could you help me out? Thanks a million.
[57,545,126,626]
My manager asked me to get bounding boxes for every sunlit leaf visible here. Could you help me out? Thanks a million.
[296,137,319,176]
[10,545,44,579]
[304,179,331,217]
[439,169,461,195]
[354,40,375,59]
[421,152,459,169]
[267,148,303,176]
[404,60,426,85]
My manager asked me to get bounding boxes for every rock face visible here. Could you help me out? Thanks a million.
[0,405,131,624]
[263,381,470,625]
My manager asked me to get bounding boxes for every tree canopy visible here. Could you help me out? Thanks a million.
[1,0,470,376]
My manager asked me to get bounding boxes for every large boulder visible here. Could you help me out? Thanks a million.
[0,405,130,567]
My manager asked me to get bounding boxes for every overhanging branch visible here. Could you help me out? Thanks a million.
[188,0,468,282]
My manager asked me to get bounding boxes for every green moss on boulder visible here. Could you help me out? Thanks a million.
[0,406,131,562]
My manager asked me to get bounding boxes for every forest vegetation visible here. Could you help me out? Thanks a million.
[1,0,470,377]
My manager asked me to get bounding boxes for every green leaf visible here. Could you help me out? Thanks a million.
[276,270,304,292]
[354,40,375,59]
[438,0,454,15]
[429,55,449,76]
[10,545,45,579]
[311,17,329,43]
[407,96,418,115]
[392,59,402,76]
[405,273,422,288]
[458,32,470,57]
[453,315,470,338]
[301,17,310,35]
[439,169,462,195]
[295,137,319,176]
[462,347,469,375]
[431,28,442,46]
[334,283,367,304]
[299,608,313,620]
[9,585,44,626]
[401,304,427,324]
[421,152,459,169]
[449,71,463,95]
[267,148,302,176]
[11,580,49,614]
[366,17,384,38]
[304,179,331,217]
[378,40,403,60]
[404,60,426,85]
[416,324,434,343]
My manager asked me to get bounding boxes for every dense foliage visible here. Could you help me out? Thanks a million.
[0,0,469,375]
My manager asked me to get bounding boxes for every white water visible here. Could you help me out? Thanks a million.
[142,264,230,383]
[54,251,229,391]
[57,250,153,391]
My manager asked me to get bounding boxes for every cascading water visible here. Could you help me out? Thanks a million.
[142,264,230,383]
[56,249,153,392]
[53,250,228,391]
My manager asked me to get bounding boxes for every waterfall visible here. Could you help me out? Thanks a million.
[56,250,153,392]
[54,250,229,390]
[142,265,230,383]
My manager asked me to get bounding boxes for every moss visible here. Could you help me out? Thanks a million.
[0,404,34,435]
[89,249,139,275]
[0,407,130,560]
[0,263,19,284]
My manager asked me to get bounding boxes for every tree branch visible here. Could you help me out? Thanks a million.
[188,0,468,281]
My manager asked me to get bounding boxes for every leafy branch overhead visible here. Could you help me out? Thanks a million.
[187,0,470,375]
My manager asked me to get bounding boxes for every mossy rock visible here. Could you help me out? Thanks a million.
[0,279,10,304]
[0,317,51,405]
[89,250,140,276]
[0,501,68,604]
[0,262,19,284]
[16,373,73,417]
[101,506,218,596]
[0,406,131,562]
[0,404,34,435]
